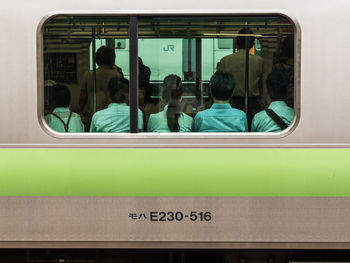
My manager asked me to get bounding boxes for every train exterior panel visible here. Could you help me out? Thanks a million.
[1,0,350,249]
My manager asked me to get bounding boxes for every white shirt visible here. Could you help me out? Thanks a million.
[90,103,143,132]
[45,107,84,133]
[147,105,193,132]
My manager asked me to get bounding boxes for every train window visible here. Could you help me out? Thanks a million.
[43,16,137,133]
[41,14,296,135]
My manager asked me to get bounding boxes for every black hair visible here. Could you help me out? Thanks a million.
[108,77,129,103]
[96,46,116,67]
[163,74,183,132]
[209,71,235,101]
[266,70,289,101]
[139,57,151,87]
[236,28,255,50]
[52,84,71,108]
[281,35,294,59]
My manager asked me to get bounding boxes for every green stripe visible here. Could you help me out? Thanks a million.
[0,149,349,196]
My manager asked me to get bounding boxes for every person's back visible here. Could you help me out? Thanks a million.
[195,104,247,132]
[79,46,121,126]
[251,70,294,132]
[147,74,193,133]
[217,28,263,126]
[217,50,263,97]
[89,77,143,132]
[195,71,248,132]
[81,68,120,116]
[148,105,193,132]
[45,84,84,133]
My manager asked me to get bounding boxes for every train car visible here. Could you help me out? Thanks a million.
[1,0,350,262]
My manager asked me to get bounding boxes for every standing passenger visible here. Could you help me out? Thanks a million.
[217,28,263,125]
[251,70,294,132]
[147,75,193,132]
[90,77,143,132]
[79,46,122,129]
[45,85,84,133]
[195,72,248,132]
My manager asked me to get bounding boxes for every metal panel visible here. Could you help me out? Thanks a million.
[1,197,350,247]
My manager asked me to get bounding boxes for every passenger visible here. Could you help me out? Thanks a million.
[251,70,294,132]
[217,28,263,126]
[273,35,294,107]
[79,46,122,130]
[147,74,193,132]
[195,72,248,132]
[138,57,162,127]
[90,77,143,132]
[45,84,84,133]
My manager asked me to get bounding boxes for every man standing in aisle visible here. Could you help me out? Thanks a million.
[217,28,263,127]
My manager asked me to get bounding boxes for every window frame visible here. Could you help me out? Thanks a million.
[37,10,300,140]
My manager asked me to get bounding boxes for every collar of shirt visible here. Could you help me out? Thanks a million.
[269,101,287,108]
[210,103,232,110]
[53,107,70,113]
[108,102,127,108]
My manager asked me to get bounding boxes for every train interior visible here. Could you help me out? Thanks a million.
[43,15,295,133]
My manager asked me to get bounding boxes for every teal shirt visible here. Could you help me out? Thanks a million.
[251,101,294,132]
[147,105,193,132]
[195,104,248,132]
[90,103,143,132]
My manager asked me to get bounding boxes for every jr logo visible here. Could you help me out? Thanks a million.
[163,45,175,51]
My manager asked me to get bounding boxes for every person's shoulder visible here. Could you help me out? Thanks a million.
[253,109,266,120]
[44,114,52,123]
[252,55,263,65]
[221,53,235,62]
[195,109,207,120]
[92,108,108,119]
[182,112,194,122]
[71,112,82,118]
[231,107,246,116]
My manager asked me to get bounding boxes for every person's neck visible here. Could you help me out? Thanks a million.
[98,65,112,70]
[213,98,230,104]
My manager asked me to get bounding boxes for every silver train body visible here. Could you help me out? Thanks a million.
[0,0,350,251]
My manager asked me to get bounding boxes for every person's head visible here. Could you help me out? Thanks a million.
[52,84,71,108]
[162,74,183,103]
[209,71,235,101]
[96,46,115,67]
[108,77,129,103]
[266,70,289,101]
[139,57,151,87]
[163,74,183,132]
[236,28,255,50]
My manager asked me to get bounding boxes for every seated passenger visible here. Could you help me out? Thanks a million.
[147,74,193,132]
[194,72,248,132]
[251,70,294,132]
[89,77,143,132]
[45,84,84,133]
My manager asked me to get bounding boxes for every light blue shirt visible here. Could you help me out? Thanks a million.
[45,107,84,133]
[90,103,143,132]
[147,105,193,132]
[195,103,248,132]
[251,101,294,132]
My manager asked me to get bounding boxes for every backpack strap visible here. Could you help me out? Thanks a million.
[51,111,73,132]
[265,109,288,130]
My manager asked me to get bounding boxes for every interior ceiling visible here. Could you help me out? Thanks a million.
[44,16,294,39]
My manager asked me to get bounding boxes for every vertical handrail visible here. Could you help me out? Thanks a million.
[244,28,250,117]
[195,39,203,105]
[92,27,97,114]
[129,16,139,133]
